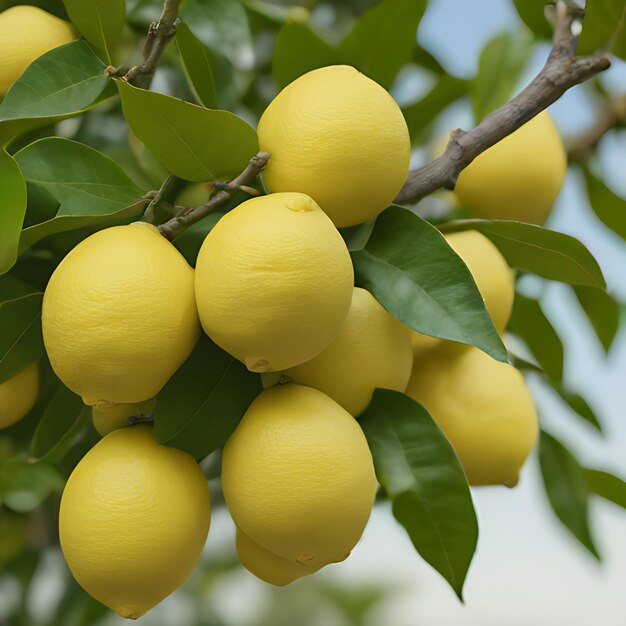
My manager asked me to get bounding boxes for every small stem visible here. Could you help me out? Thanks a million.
[144,174,180,224]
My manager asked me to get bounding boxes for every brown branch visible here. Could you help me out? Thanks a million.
[157,152,271,240]
[395,0,611,205]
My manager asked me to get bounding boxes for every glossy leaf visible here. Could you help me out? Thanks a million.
[583,169,626,242]
[512,0,553,39]
[117,81,259,182]
[360,389,478,600]
[585,468,626,508]
[62,0,126,63]
[441,219,606,288]
[539,431,599,559]
[154,335,262,461]
[574,285,620,352]
[0,458,64,513]
[338,0,427,89]
[273,21,337,88]
[352,206,507,361]
[553,383,602,433]
[578,0,626,56]
[0,149,27,275]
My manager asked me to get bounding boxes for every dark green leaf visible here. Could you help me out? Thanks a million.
[338,0,427,89]
[272,22,338,88]
[154,335,262,461]
[512,0,553,39]
[574,285,620,352]
[411,44,445,74]
[578,0,625,56]
[509,293,564,382]
[552,383,602,432]
[340,220,375,252]
[117,81,259,182]
[62,0,126,63]
[360,389,478,600]
[0,149,26,275]
[585,468,626,508]
[583,169,626,241]
[0,293,44,385]
[0,275,37,303]
[441,219,606,288]
[352,206,507,361]
[539,431,599,558]
[0,458,64,513]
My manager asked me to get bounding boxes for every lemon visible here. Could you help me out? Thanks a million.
[411,230,514,353]
[0,6,75,95]
[42,222,200,406]
[406,345,538,487]
[282,287,413,416]
[92,397,157,437]
[0,361,39,429]
[236,528,320,586]
[59,425,211,619]
[454,111,566,225]
[258,65,410,227]
[222,384,376,567]
[195,193,353,372]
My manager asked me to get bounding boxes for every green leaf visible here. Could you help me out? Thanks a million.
[154,335,262,461]
[584,468,626,508]
[352,206,507,362]
[0,275,37,304]
[360,389,478,600]
[512,0,553,39]
[471,32,533,121]
[0,458,64,513]
[578,0,626,56]
[62,0,126,63]
[583,169,626,242]
[30,385,88,461]
[15,138,147,252]
[272,22,338,89]
[552,383,602,432]
[338,0,427,89]
[0,149,27,275]
[539,431,600,559]
[0,40,114,145]
[509,294,564,382]
[441,219,606,289]
[117,81,259,182]
[176,21,219,109]
[340,220,376,252]
[0,293,44,385]
[574,285,620,352]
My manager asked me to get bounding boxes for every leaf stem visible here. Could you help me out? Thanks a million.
[143,174,180,224]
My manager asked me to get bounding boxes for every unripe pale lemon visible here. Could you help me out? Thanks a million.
[258,65,410,227]
[195,193,353,372]
[0,6,75,95]
[454,111,566,225]
[92,397,157,437]
[222,384,376,567]
[42,223,200,406]
[411,230,514,353]
[236,528,320,586]
[282,287,413,416]
[406,345,538,487]
[59,426,211,619]
[0,361,39,429]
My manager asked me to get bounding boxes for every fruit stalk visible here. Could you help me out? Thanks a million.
[395,0,611,205]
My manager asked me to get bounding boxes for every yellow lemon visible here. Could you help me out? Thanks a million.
[92,397,157,437]
[236,528,320,586]
[282,287,413,416]
[59,426,211,619]
[0,361,39,429]
[0,6,75,95]
[453,111,566,225]
[222,384,376,567]
[42,223,200,406]
[406,345,538,487]
[195,193,353,372]
[410,230,514,353]
[258,65,410,227]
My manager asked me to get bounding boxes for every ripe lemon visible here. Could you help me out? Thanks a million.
[0,361,39,429]
[0,6,75,95]
[406,345,538,487]
[222,384,376,567]
[258,65,410,227]
[92,397,157,437]
[42,223,200,406]
[236,528,320,586]
[195,193,353,372]
[59,426,211,619]
[454,111,566,225]
[282,287,413,416]
[411,230,514,353]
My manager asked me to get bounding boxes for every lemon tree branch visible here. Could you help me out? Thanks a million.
[395,0,611,205]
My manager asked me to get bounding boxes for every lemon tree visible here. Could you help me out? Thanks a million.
[0,0,624,623]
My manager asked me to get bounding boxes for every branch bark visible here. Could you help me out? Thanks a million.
[395,0,611,205]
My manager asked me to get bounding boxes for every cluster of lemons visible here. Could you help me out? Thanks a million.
[0,7,569,619]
